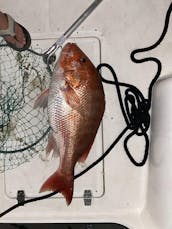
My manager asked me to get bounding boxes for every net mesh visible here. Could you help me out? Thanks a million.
[0,38,50,172]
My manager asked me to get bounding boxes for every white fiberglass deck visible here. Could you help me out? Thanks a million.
[1,0,172,229]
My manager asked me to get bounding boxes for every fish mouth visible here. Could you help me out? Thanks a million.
[63,69,86,74]
[63,69,75,73]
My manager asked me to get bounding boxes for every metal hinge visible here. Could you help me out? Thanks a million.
[83,190,92,206]
[17,190,25,205]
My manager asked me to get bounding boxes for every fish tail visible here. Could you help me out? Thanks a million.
[40,170,74,205]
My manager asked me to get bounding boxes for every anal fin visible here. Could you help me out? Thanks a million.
[46,132,59,157]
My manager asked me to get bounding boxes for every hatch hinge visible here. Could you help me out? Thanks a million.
[83,189,92,206]
[17,190,25,205]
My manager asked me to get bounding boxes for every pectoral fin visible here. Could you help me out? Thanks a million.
[62,85,80,110]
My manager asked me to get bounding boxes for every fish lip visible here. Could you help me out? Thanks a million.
[63,69,75,73]
[63,69,85,74]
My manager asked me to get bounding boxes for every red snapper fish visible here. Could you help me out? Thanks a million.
[34,43,105,205]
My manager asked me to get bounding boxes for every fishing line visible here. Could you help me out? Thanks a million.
[0,1,171,218]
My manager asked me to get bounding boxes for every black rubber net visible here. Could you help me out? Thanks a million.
[0,38,50,172]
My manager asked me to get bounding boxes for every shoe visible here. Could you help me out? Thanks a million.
[0,14,31,51]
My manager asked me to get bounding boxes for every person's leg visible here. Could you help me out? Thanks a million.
[0,11,26,48]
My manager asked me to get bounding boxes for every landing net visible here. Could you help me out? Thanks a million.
[0,39,50,172]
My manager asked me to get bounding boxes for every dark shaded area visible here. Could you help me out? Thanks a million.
[0,223,130,229]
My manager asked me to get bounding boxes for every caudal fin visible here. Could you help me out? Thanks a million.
[40,171,74,205]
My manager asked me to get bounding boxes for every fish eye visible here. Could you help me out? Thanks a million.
[80,57,86,63]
